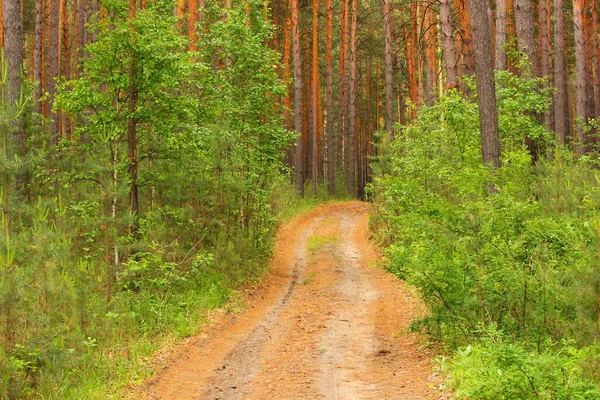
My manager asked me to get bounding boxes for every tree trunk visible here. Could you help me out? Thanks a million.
[383,0,394,134]
[573,0,586,155]
[311,0,319,196]
[456,0,474,81]
[593,0,600,120]
[189,0,197,51]
[554,0,569,145]
[440,0,458,88]
[34,0,43,107]
[538,0,552,129]
[467,0,501,168]
[424,6,437,105]
[128,0,140,234]
[48,0,60,140]
[348,0,357,197]
[326,0,335,195]
[338,0,349,173]
[3,0,24,106]
[291,0,303,195]
[495,0,507,70]
[514,0,539,76]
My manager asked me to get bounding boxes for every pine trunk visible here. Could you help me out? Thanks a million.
[467,0,501,168]
[311,0,319,196]
[573,0,586,155]
[495,0,507,70]
[326,0,335,195]
[554,0,569,145]
[440,0,458,88]
[348,0,357,197]
[291,0,304,195]
[383,0,394,134]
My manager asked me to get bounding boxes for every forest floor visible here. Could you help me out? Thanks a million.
[134,201,449,399]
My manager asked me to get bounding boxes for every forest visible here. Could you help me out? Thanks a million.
[1,0,600,396]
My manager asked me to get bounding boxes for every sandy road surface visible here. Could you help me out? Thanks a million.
[142,202,447,399]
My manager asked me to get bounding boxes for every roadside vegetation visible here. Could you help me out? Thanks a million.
[370,63,600,398]
[0,1,306,397]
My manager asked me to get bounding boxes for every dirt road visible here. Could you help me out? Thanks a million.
[143,202,447,399]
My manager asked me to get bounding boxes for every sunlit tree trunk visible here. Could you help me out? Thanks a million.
[311,0,319,195]
[538,0,552,130]
[338,0,349,173]
[291,0,303,195]
[326,0,335,195]
[383,0,394,134]
[440,0,458,88]
[424,6,437,104]
[554,0,569,145]
[573,0,586,155]
[456,0,474,82]
[467,0,500,168]
[348,0,357,197]
[48,0,60,140]
[189,0,197,50]
[593,1,600,120]
[495,0,507,70]
[128,0,140,233]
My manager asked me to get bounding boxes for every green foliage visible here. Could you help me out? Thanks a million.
[371,70,600,397]
[1,0,295,398]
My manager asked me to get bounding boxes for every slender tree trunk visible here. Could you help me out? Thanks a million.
[440,0,458,88]
[467,0,501,168]
[189,0,197,51]
[128,0,140,234]
[348,0,357,197]
[383,0,394,134]
[311,0,319,196]
[424,6,437,105]
[554,0,569,145]
[326,0,335,195]
[291,0,303,195]
[338,0,349,173]
[34,0,43,108]
[456,0,474,81]
[282,18,293,170]
[3,0,24,106]
[574,0,586,155]
[539,0,552,129]
[394,36,405,125]
[405,5,418,117]
[593,0,600,119]
[48,0,60,140]
[495,0,507,70]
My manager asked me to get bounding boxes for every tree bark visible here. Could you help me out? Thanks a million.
[467,0,501,168]
[424,6,437,105]
[538,0,552,130]
[514,0,539,76]
[573,0,586,155]
[593,0,600,119]
[326,0,335,195]
[383,0,394,134]
[495,0,507,70]
[128,0,140,234]
[348,0,357,197]
[440,0,458,88]
[291,0,304,195]
[3,0,24,106]
[554,0,569,145]
[311,0,319,196]
[48,0,60,140]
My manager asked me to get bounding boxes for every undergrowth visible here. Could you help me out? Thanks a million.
[370,69,600,398]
